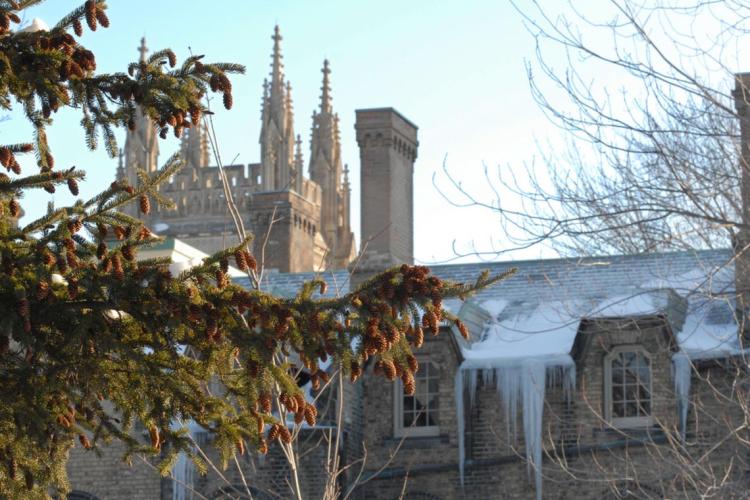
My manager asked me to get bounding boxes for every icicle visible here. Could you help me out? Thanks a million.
[456,356,574,500]
[521,360,546,500]
[456,369,466,487]
[171,421,200,500]
[672,352,692,439]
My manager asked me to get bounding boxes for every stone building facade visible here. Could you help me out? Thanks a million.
[64,35,749,500]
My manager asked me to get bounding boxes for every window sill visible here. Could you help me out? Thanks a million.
[594,425,664,440]
[384,434,449,449]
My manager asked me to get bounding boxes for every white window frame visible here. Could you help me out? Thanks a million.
[603,345,654,428]
[393,358,440,437]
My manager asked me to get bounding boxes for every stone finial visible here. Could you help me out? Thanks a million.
[138,36,148,63]
[320,59,332,114]
[270,25,284,89]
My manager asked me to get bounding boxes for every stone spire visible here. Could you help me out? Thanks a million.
[138,37,148,63]
[270,25,284,94]
[120,38,159,218]
[180,123,210,169]
[309,60,353,268]
[259,25,296,191]
[320,59,332,114]
[123,38,159,184]
[116,148,125,180]
[293,134,304,192]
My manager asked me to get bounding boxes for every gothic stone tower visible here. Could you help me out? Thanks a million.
[354,108,418,271]
[250,26,323,272]
[118,38,159,219]
[309,60,355,269]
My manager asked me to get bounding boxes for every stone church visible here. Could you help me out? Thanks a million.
[65,29,749,500]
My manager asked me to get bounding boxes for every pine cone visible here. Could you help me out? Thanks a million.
[223,92,233,110]
[66,249,78,269]
[94,8,109,28]
[111,253,123,279]
[84,1,97,31]
[148,425,160,449]
[279,425,292,443]
[67,177,79,195]
[139,194,150,214]
[0,147,10,167]
[243,251,257,271]
[456,319,470,340]
[234,249,248,271]
[303,404,317,426]
[121,244,134,261]
[78,434,92,449]
[72,19,83,36]
[259,392,272,413]
[96,241,107,260]
[382,359,397,380]
[385,325,400,344]
[268,424,280,442]
[403,378,416,396]
[9,198,19,217]
[406,354,419,373]
[414,326,424,348]
[215,269,228,289]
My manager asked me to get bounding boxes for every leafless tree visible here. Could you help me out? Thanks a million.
[438,0,750,257]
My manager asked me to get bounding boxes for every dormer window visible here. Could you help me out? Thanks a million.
[604,347,653,428]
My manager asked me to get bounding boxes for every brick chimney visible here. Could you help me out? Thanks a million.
[353,108,418,279]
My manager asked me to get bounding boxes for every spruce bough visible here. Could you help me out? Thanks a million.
[0,2,507,497]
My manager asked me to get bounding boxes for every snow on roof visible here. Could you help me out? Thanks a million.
[589,291,666,318]
[462,301,583,369]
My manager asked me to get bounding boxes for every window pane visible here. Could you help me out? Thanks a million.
[623,352,636,367]
[639,400,651,416]
[625,385,638,401]
[404,411,414,427]
[613,402,625,417]
[625,401,638,417]
[638,385,650,400]
[612,385,623,401]
[612,369,623,384]
[612,355,622,370]
[404,396,414,411]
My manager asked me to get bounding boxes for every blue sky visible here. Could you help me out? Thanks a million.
[11,1,728,264]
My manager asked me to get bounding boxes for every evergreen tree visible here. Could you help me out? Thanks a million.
[0,2,504,498]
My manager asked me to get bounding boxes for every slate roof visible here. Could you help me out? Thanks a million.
[236,248,734,303]
[235,249,739,360]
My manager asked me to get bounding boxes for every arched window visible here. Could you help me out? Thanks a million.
[604,346,653,428]
[394,358,440,437]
